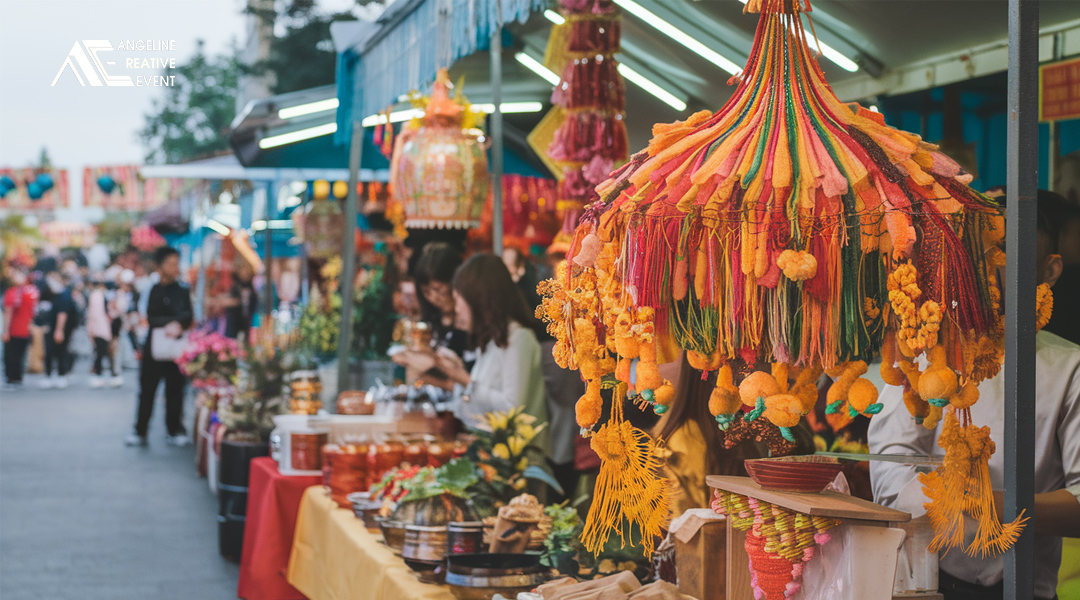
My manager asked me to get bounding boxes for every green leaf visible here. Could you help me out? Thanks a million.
[435,458,480,497]
[522,465,564,495]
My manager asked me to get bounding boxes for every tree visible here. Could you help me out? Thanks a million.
[140,40,241,164]
[251,3,356,94]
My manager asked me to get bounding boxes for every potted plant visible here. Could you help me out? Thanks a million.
[351,253,399,390]
[214,349,286,561]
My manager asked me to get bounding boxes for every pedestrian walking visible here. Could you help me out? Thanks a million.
[126,246,193,447]
[40,272,77,389]
[2,267,39,391]
[86,277,117,388]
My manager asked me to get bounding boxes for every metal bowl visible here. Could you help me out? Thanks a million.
[402,525,449,563]
[376,517,407,551]
[446,553,548,600]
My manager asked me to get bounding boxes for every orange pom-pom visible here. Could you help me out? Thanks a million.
[687,350,723,372]
[918,368,958,403]
[776,249,818,281]
[636,359,663,391]
[739,371,781,407]
[950,382,980,410]
[848,378,879,413]
[576,381,603,428]
[654,381,675,407]
[903,389,930,422]
[616,357,633,383]
[763,395,803,427]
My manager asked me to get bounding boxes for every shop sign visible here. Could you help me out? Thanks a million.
[1039,57,1080,122]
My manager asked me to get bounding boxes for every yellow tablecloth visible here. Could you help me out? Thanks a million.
[287,487,457,600]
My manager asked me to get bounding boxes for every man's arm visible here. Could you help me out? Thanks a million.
[54,312,67,342]
[992,488,1080,537]
[176,287,193,329]
[867,383,939,509]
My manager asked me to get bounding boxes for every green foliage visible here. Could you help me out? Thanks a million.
[252,5,355,94]
[541,503,583,570]
[140,40,240,164]
[95,215,138,255]
[298,286,340,357]
[352,262,397,360]
[218,390,283,442]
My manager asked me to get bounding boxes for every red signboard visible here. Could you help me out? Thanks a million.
[1040,57,1080,122]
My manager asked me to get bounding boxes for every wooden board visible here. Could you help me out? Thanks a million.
[707,476,911,523]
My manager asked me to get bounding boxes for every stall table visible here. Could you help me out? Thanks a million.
[287,487,457,600]
[238,457,323,600]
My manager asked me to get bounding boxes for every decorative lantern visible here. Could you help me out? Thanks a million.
[27,182,43,200]
[35,173,54,192]
[97,175,116,194]
[312,179,331,201]
[390,69,490,230]
[332,180,348,199]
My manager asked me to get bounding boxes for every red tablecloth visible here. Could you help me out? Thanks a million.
[238,457,323,600]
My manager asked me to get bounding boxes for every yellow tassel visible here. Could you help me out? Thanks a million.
[920,409,1028,557]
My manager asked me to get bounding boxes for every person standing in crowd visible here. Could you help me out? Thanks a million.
[502,246,542,314]
[85,277,117,388]
[222,260,258,340]
[40,271,77,390]
[869,191,1080,600]
[1040,190,1080,344]
[2,267,39,391]
[432,254,550,452]
[126,246,193,448]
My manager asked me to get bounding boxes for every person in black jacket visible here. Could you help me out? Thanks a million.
[126,246,193,447]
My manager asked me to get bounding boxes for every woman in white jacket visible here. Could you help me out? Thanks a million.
[434,254,550,454]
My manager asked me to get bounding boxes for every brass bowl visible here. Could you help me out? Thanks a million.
[376,517,407,551]
[402,525,449,563]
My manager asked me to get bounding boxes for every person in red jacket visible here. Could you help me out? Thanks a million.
[3,267,39,391]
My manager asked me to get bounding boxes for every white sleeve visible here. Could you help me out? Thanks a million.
[466,327,535,415]
[1057,360,1080,500]
[867,383,940,508]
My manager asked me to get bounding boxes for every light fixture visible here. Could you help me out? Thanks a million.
[515,52,561,86]
[470,102,545,114]
[617,64,687,111]
[206,219,231,235]
[361,108,425,127]
[283,196,303,208]
[258,123,338,149]
[735,0,858,72]
[544,9,565,24]
[613,0,743,76]
[251,219,294,231]
[278,98,339,120]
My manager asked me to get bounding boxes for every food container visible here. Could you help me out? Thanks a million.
[271,414,325,476]
[370,439,405,482]
[377,517,407,551]
[403,440,428,467]
[291,429,329,472]
[447,521,485,555]
[323,442,370,508]
[347,492,383,531]
[337,390,375,415]
[402,525,449,563]
[744,456,843,493]
[426,441,453,467]
[446,553,548,600]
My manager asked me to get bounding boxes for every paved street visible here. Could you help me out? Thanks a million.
[0,361,239,600]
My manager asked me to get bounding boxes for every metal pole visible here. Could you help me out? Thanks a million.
[337,120,363,395]
[264,182,275,321]
[490,2,504,256]
[1004,0,1038,599]
[1048,32,1065,192]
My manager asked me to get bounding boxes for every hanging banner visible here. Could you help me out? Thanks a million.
[1039,57,1080,122]
[0,167,69,210]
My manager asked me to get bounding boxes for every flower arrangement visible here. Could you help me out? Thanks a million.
[177,330,242,387]
[217,390,283,442]
[463,407,562,517]
[298,259,342,357]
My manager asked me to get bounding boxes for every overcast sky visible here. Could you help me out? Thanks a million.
[0,0,363,213]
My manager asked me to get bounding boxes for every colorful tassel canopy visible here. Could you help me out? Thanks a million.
[537,0,1037,558]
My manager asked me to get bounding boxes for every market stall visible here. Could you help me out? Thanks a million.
[181,0,1070,596]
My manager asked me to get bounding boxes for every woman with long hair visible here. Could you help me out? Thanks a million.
[433,254,549,453]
